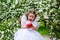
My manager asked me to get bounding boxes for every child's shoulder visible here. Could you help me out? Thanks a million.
[34,15,40,21]
[21,14,27,21]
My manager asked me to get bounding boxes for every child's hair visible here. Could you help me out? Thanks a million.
[25,9,37,21]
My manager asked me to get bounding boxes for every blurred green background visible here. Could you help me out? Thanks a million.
[0,0,60,40]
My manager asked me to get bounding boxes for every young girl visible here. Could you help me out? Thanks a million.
[14,9,44,40]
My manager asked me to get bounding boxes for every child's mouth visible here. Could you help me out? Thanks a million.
[29,19,32,21]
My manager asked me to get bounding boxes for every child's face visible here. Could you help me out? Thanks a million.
[28,13,35,21]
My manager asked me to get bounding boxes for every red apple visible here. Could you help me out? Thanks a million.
[26,23,32,28]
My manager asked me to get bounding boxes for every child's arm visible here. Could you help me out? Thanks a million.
[32,22,40,31]
[32,25,38,31]
[21,14,27,28]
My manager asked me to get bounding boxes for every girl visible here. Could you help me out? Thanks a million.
[14,9,44,40]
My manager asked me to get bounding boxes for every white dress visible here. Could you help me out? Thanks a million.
[14,14,44,40]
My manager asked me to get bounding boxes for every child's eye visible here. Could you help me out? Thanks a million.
[30,16,31,17]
